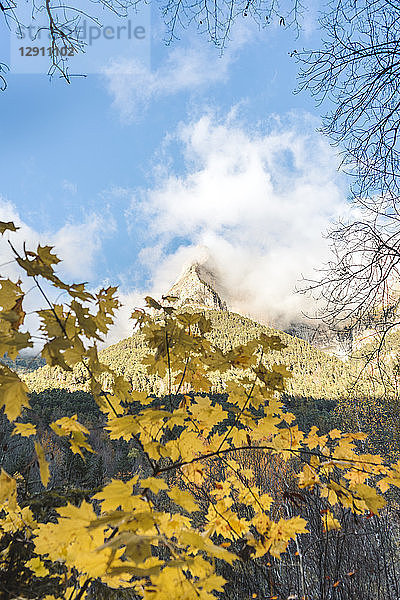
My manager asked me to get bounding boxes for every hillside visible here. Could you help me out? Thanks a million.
[23,309,357,405]
[20,260,366,434]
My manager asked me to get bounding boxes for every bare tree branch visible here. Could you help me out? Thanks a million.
[297,0,400,335]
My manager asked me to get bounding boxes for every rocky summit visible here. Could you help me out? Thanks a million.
[165,263,227,311]
[165,262,348,355]
[164,262,399,357]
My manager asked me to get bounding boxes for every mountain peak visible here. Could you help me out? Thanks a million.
[165,262,227,311]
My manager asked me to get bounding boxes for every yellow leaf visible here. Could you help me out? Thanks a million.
[329,429,342,440]
[322,510,341,532]
[26,556,50,577]
[105,415,140,441]
[177,530,236,564]
[0,279,23,313]
[1,295,25,331]
[377,477,391,493]
[167,486,200,512]
[343,468,369,488]
[198,573,226,593]
[51,415,93,457]
[0,366,30,421]
[63,339,86,367]
[259,333,286,352]
[145,296,163,310]
[50,414,90,436]
[181,462,206,486]
[143,440,165,460]
[37,245,61,266]
[353,483,386,514]
[93,477,139,512]
[56,499,97,525]
[298,464,320,490]
[281,411,296,425]
[37,306,70,339]
[140,477,168,494]
[349,432,367,441]
[0,221,19,234]
[0,330,33,359]
[69,431,94,457]
[268,516,308,558]
[35,441,50,487]
[305,426,327,450]
[0,468,17,509]
[12,422,37,437]
[258,492,274,511]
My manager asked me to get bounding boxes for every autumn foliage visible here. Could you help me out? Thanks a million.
[0,220,400,599]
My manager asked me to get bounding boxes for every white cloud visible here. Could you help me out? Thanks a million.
[104,289,147,346]
[122,113,348,329]
[50,217,113,281]
[0,199,113,282]
[103,32,249,121]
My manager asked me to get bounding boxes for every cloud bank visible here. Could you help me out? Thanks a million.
[103,22,254,121]
[1,116,348,348]
[108,113,348,342]
[104,48,232,121]
[0,199,113,282]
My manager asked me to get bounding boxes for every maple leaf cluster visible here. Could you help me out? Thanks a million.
[0,220,398,599]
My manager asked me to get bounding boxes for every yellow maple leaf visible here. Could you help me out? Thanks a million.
[50,414,89,436]
[167,486,200,512]
[353,483,386,514]
[26,556,50,577]
[93,477,139,512]
[105,415,140,441]
[0,366,30,421]
[268,516,308,558]
[12,422,37,437]
[305,426,327,450]
[1,505,36,533]
[0,468,17,509]
[329,429,342,440]
[69,431,94,457]
[298,464,320,490]
[140,477,168,494]
[181,462,206,486]
[343,468,369,488]
[0,221,19,234]
[34,441,50,487]
[56,500,98,526]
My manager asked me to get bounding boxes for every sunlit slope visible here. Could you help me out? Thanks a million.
[23,310,357,402]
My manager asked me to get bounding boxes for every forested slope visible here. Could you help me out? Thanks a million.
[23,310,358,407]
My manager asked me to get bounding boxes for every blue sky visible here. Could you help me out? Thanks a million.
[0,2,350,342]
